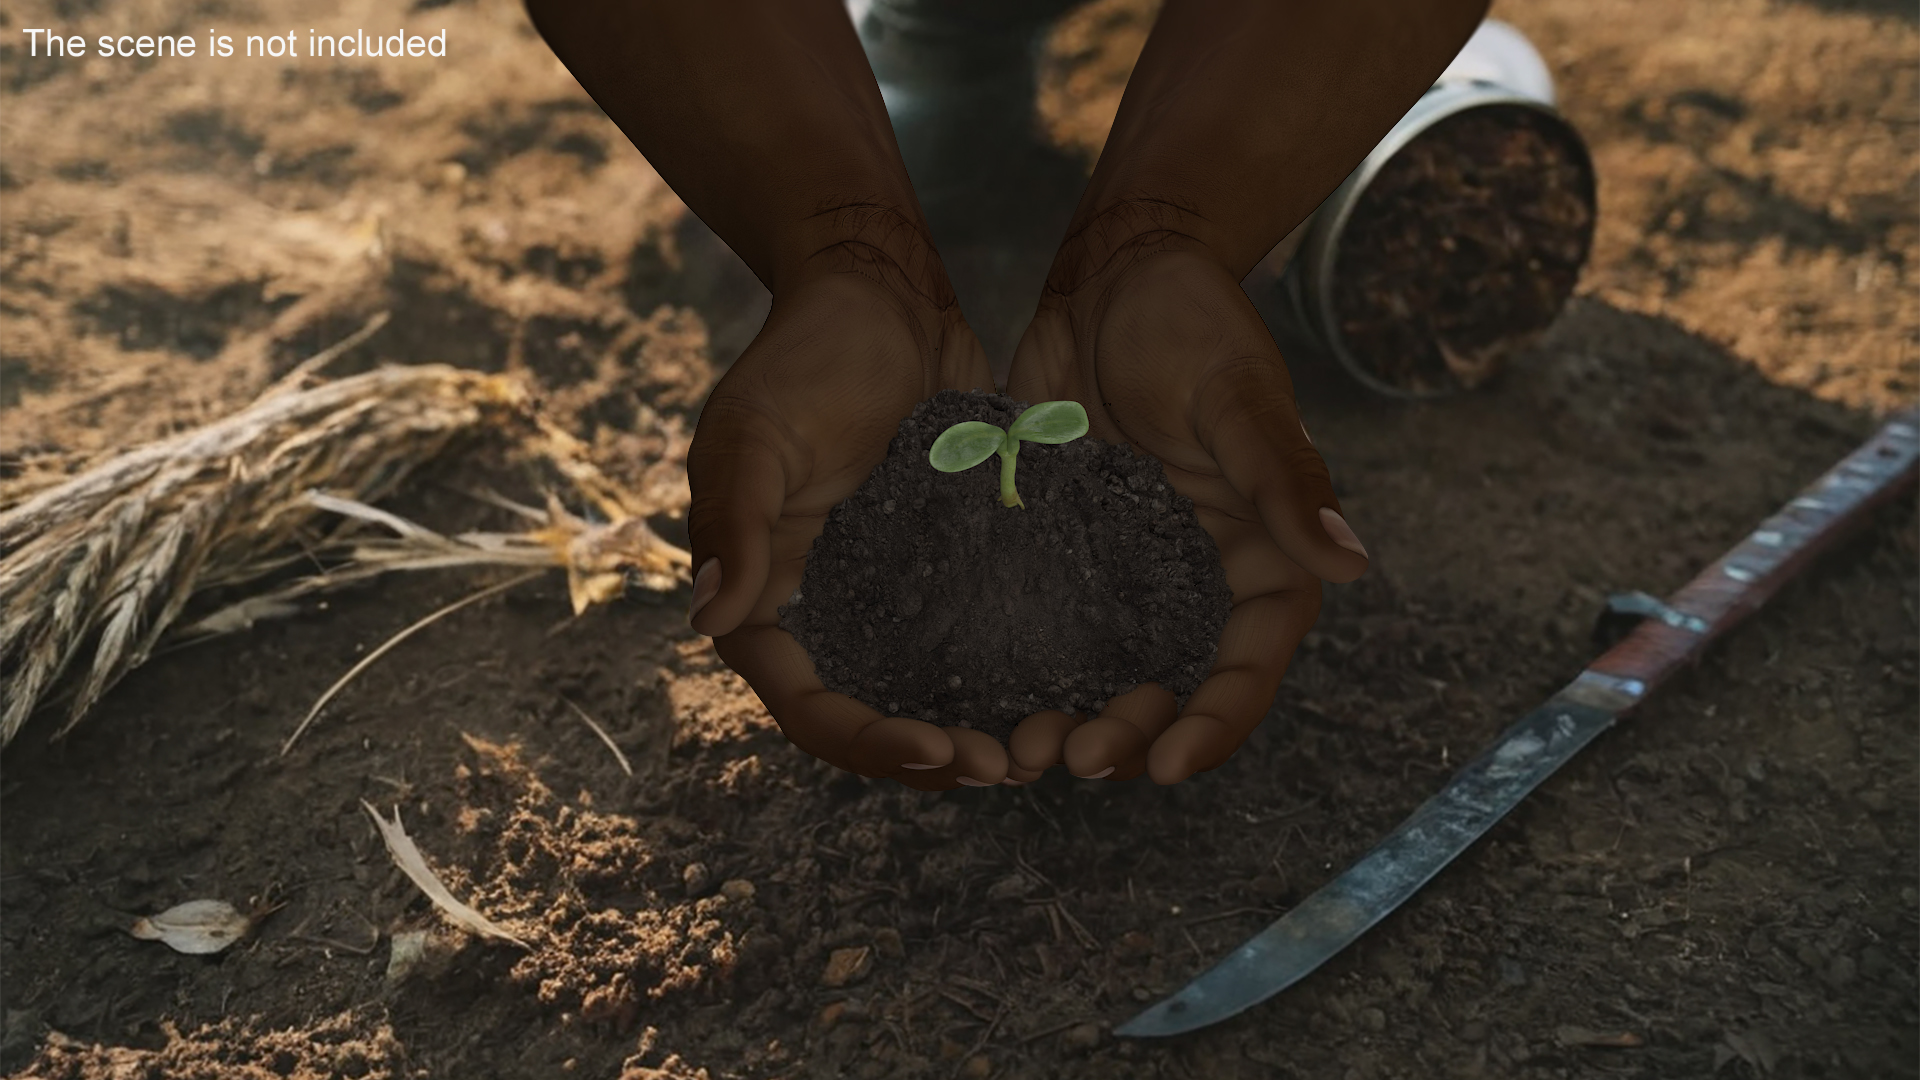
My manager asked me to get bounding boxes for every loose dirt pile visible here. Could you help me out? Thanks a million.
[782,391,1228,744]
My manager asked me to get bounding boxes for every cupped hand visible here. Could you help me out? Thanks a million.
[687,251,1025,791]
[1002,234,1370,785]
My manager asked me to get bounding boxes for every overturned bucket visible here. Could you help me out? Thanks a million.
[1275,21,1597,399]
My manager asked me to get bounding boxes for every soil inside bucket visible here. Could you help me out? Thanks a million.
[1331,104,1595,396]
[779,390,1231,745]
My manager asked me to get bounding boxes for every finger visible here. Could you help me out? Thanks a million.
[1147,715,1234,785]
[1196,365,1368,584]
[1063,684,1177,780]
[849,716,956,777]
[1005,298,1081,404]
[1003,759,1046,786]
[892,727,1008,790]
[935,313,996,394]
[1147,590,1318,784]
[685,408,787,636]
[1008,709,1079,773]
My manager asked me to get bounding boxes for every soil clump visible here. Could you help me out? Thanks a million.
[780,390,1231,745]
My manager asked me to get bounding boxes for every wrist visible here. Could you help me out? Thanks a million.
[768,199,986,392]
[1043,197,1224,300]
[776,199,957,312]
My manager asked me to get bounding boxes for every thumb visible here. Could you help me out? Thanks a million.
[684,409,787,636]
[1197,361,1369,584]
[1005,295,1080,404]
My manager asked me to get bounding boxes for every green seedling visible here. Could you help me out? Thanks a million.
[927,401,1089,509]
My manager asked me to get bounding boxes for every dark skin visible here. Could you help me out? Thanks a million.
[525,0,1489,789]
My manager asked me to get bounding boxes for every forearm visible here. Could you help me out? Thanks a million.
[525,0,947,302]
[1055,0,1489,285]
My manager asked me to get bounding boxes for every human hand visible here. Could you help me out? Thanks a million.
[1001,227,1369,786]
[687,248,1027,791]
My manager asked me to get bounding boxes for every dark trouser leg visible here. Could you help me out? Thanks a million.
[853,0,1088,383]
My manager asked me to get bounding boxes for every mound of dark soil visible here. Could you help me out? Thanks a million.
[1332,104,1595,395]
[780,390,1230,744]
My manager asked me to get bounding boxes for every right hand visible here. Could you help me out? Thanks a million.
[1001,230,1368,787]
[687,251,1014,791]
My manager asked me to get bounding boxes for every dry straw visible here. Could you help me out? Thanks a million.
[0,358,690,748]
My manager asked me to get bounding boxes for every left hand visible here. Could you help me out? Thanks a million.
[1001,230,1369,785]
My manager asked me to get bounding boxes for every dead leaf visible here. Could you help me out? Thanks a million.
[820,945,872,988]
[384,927,462,983]
[386,929,430,983]
[128,899,251,955]
[1555,1025,1644,1048]
[361,801,530,949]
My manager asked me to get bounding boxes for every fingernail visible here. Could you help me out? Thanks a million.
[1074,766,1116,780]
[1318,507,1368,557]
[687,558,721,622]
[901,762,939,770]
[956,777,991,787]
[1000,778,1025,786]
[1300,421,1313,445]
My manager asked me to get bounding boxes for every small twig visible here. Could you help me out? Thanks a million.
[453,484,549,523]
[938,990,1000,1024]
[1020,1018,1087,1044]
[1054,901,1101,951]
[1180,905,1274,926]
[306,490,448,544]
[562,696,633,776]
[282,571,542,755]
[290,930,378,956]
[262,311,391,396]
[950,1007,1005,1079]
[1020,787,1064,836]
[946,974,1009,1003]
[1181,926,1205,964]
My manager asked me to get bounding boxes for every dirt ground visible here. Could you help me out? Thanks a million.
[2,0,1916,1078]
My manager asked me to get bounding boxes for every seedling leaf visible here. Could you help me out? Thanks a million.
[929,421,1008,472]
[1008,400,1089,444]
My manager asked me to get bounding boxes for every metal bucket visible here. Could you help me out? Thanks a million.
[1273,21,1598,399]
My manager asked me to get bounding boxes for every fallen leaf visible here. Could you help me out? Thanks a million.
[1555,1025,1644,1049]
[361,801,530,949]
[128,899,251,955]
[820,945,872,988]
[386,929,430,982]
[1061,1022,1103,1052]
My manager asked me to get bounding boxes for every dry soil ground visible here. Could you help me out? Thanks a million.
[1,1,1915,1078]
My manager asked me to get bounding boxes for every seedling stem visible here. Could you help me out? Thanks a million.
[928,401,1089,509]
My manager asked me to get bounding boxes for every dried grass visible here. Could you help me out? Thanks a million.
[361,801,531,949]
[0,362,690,748]
[281,570,546,756]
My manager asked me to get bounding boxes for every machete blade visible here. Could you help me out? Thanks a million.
[1118,411,1918,1039]
[1116,688,1629,1037]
